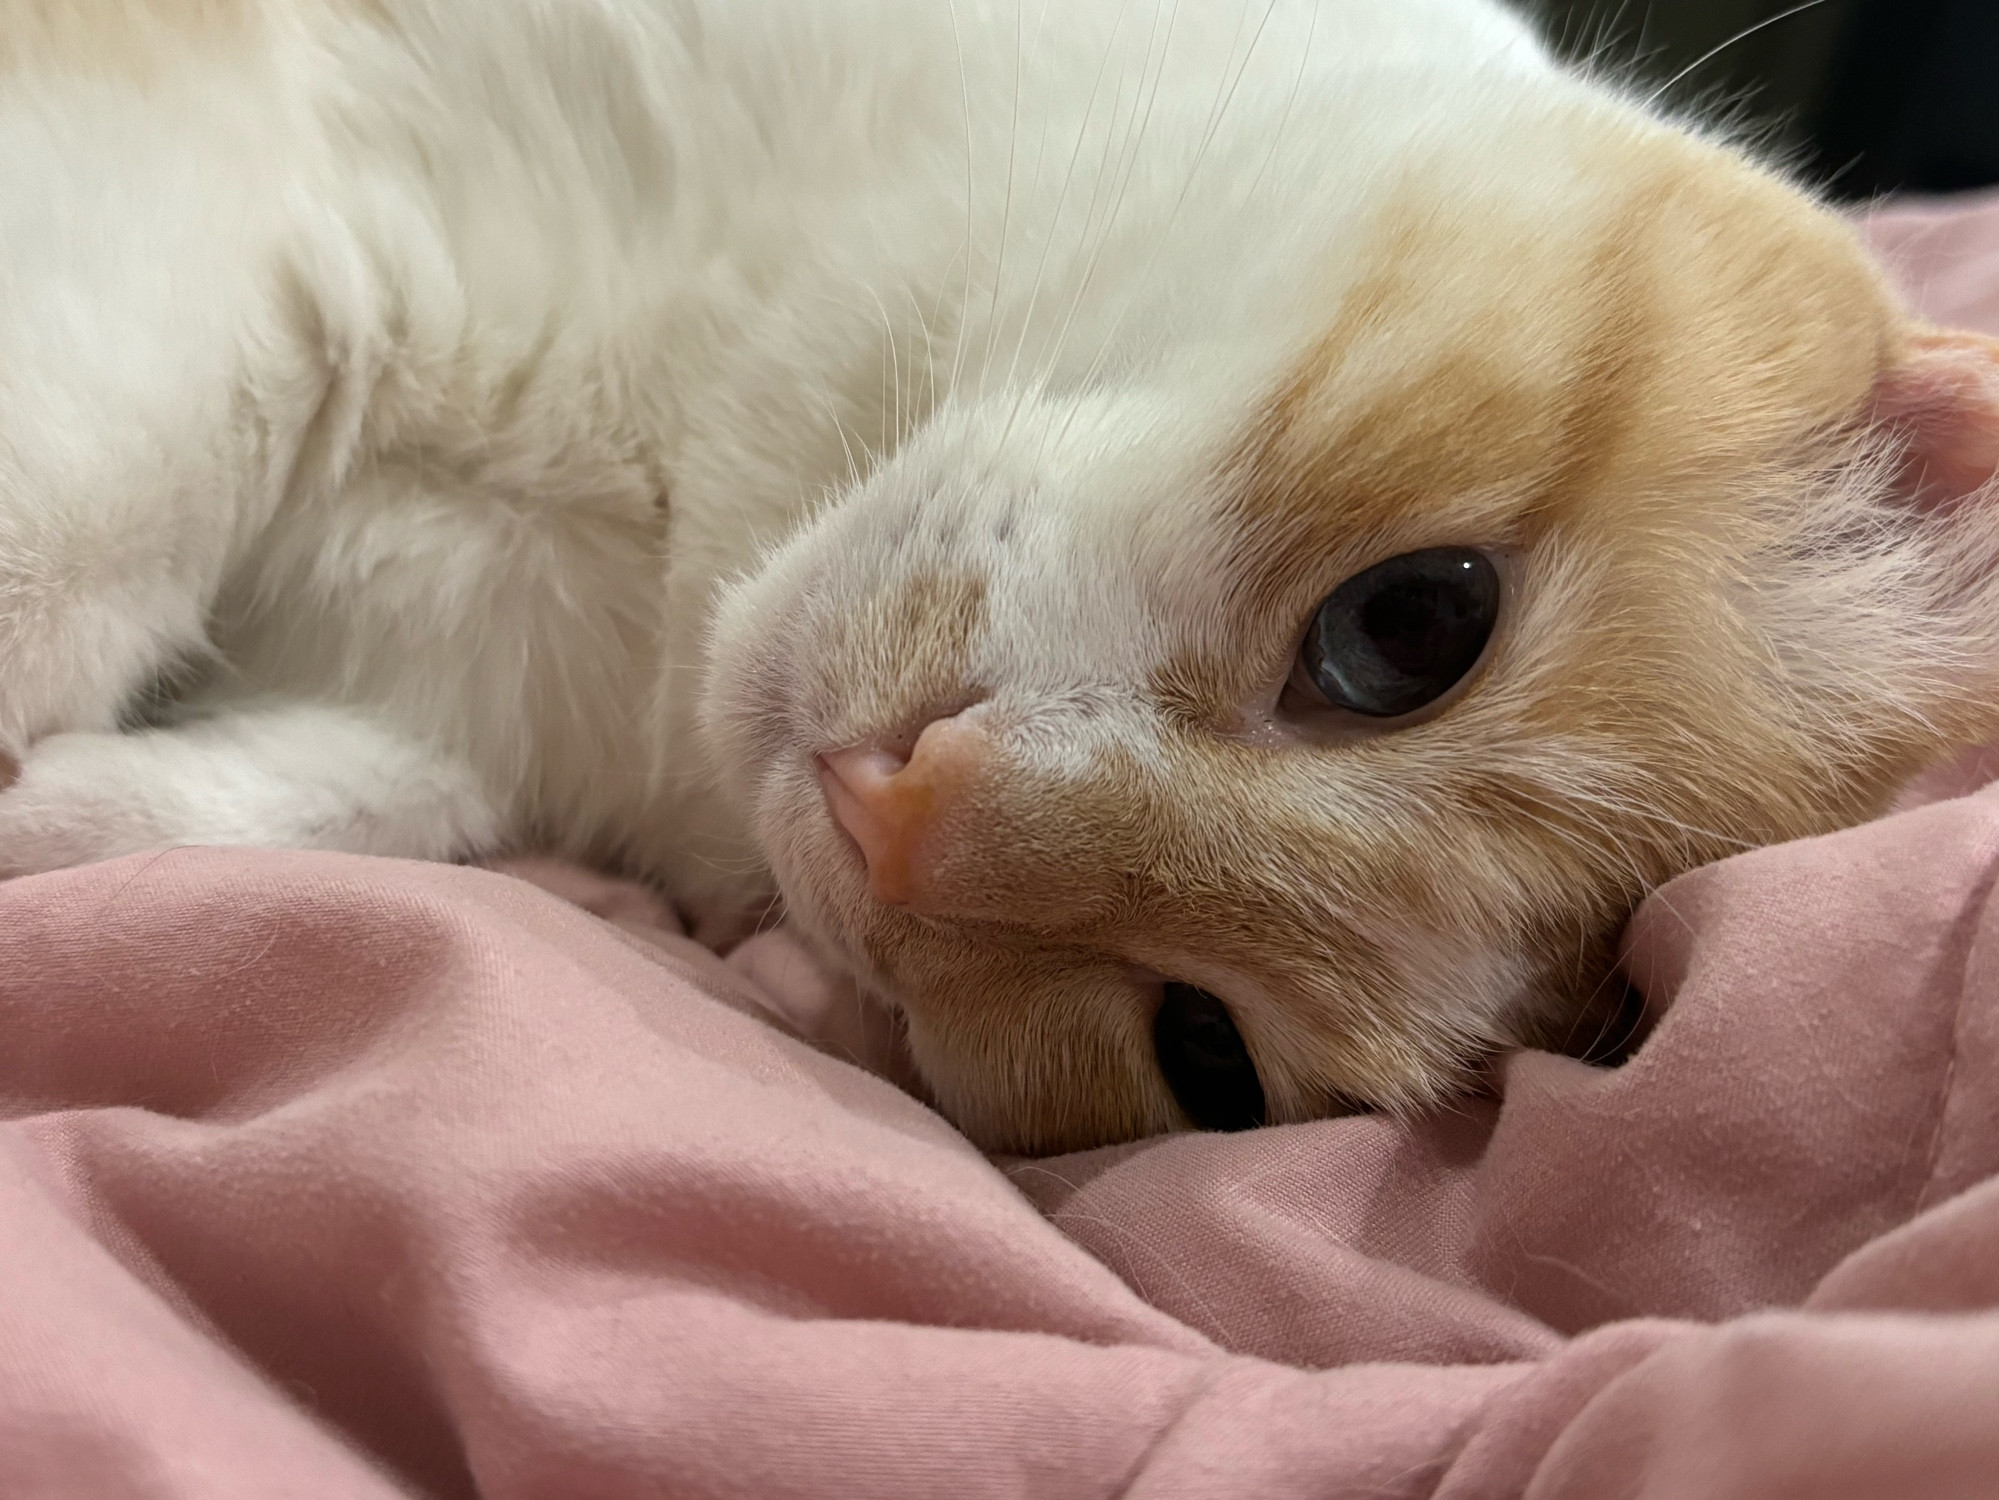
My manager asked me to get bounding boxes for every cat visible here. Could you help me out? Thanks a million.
[4,0,1999,1153]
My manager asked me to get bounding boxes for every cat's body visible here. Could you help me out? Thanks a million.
[7,0,1999,1151]
[0,0,1527,899]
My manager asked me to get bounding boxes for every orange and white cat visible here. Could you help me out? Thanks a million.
[4,0,1999,1150]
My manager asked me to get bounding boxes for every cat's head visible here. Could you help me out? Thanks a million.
[704,117,1999,1154]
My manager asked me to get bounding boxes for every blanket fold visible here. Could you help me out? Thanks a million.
[7,780,1999,1497]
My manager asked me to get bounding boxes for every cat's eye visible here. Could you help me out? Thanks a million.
[1153,982,1266,1131]
[1297,547,1500,718]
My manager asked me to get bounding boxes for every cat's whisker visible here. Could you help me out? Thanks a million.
[1574,0,1657,84]
[1239,0,1316,209]
[1557,958,1642,1064]
[860,279,904,455]
[892,276,945,442]
[974,0,1027,402]
[926,235,972,422]
[1001,0,1170,450]
[818,388,866,492]
[990,0,1150,446]
[1047,0,1281,442]
[1024,0,1180,419]
[943,0,979,403]
[1639,0,1829,112]
[1036,0,1205,416]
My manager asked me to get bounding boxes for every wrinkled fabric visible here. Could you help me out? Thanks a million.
[5,195,1999,1498]
[9,777,1999,1498]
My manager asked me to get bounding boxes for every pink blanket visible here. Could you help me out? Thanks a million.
[7,196,1999,1498]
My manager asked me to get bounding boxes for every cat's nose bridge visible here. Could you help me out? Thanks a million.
[816,707,991,909]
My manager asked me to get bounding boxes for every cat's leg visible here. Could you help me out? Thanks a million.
[0,702,503,879]
[0,37,327,762]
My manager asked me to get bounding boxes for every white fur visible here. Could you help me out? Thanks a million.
[0,0,1558,892]
[2,704,499,871]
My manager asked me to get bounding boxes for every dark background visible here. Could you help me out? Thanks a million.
[1530,0,1999,199]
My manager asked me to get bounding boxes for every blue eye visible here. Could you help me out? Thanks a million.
[1300,547,1500,718]
[1154,982,1265,1131]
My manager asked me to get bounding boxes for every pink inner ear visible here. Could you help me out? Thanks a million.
[1871,328,1999,512]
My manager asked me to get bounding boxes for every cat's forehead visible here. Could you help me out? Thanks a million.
[836,132,1904,741]
[1249,163,1889,534]
[1145,148,1901,670]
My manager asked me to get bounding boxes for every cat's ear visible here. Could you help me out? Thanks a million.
[1871,327,1999,512]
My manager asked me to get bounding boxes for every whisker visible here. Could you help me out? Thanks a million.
[1025,0,1182,430]
[986,0,1147,433]
[1048,0,1281,453]
[943,0,979,400]
[1640,0,1828,111]
[1241,0,1314,206]
[975,0,1027,398]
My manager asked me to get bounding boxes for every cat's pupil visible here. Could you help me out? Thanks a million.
[1362,577,1468,675]
[1302,547,1500,718]
[1153,982,1266,1132]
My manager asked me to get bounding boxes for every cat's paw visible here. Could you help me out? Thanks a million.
[0,708,506,880]
[0,733,177,878]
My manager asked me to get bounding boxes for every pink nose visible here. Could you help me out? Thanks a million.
[816,711,988,907]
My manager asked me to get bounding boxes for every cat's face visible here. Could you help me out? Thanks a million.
[706,131,1999,1153]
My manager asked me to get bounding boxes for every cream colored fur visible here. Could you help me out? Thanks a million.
[4,0,1997,1150]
